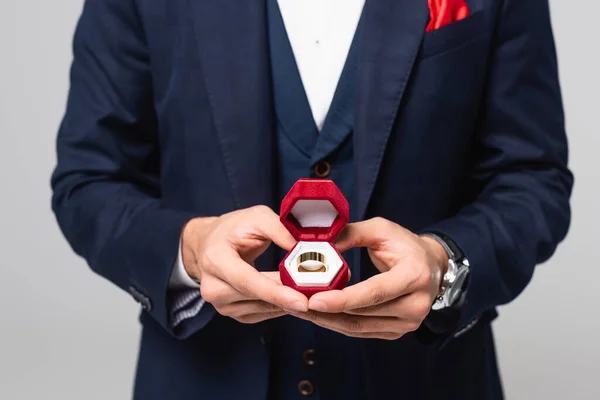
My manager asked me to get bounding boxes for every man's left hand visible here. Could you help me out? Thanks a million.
[288,217,448,340]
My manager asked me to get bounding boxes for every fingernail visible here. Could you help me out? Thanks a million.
[291,301,308,312]
[309,300,327,312]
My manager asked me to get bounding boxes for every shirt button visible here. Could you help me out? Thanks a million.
[314,161,331,178]
[302,349,315,366]
[298,380,314,396]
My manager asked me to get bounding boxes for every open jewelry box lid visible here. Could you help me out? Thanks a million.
[280,179,349,242]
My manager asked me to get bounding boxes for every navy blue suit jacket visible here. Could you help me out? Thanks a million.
[51,0,572,398]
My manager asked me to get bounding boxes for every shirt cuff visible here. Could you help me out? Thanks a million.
[170,290,205,328]
[168,237,200,289]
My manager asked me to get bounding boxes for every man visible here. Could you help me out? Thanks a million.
[51,0,572,398]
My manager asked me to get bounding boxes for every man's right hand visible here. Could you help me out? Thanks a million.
[181,205,308,324]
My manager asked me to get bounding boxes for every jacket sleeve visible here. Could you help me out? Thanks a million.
[420,0,573,340]
[51,0,214,339]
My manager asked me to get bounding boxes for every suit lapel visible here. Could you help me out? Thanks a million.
[353,0,430,220]
[190,0,275,209]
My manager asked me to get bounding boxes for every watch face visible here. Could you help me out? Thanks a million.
[448,267,470,306]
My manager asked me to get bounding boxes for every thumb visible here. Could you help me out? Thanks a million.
[334,218,387,253]
[253,206,297,251]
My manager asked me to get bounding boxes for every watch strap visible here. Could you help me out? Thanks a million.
[422,232,470,310]
[422,232,464,261]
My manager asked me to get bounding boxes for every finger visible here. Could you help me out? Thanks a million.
[200,275,251,306]
[312,324,402,340]
[344,297,404,317]
[288,310,404,335]
[220,251,309,312]
[344,294,429,320]
[309,270,407,313]
[203,273,290,305]
[236,311,287,324]
[251,206,297,251]
[218,300,281,318]
[334,218,389,253]
[262,271,283,284]
[310,317,413,340]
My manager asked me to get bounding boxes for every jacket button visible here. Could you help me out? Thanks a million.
[313,161,331,178]
[298,380,314,396]
[302,349,315,366]
[141,298,152,312]
[128,286,141,302]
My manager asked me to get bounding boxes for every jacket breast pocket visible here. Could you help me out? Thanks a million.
[419,10,488,60]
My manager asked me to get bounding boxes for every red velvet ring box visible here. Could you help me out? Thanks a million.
[279,178,350,298]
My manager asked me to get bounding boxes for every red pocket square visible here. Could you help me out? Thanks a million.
[426,0,470,32]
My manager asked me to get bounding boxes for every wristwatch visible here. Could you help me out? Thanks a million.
[422,233,470,311]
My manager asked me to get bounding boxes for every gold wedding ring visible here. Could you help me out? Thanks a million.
[297,251,328,273]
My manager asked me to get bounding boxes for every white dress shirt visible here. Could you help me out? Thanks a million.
[168,0,366,305]
[277,0,365,130]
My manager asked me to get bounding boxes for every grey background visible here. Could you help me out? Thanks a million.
[1,1,598,399]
